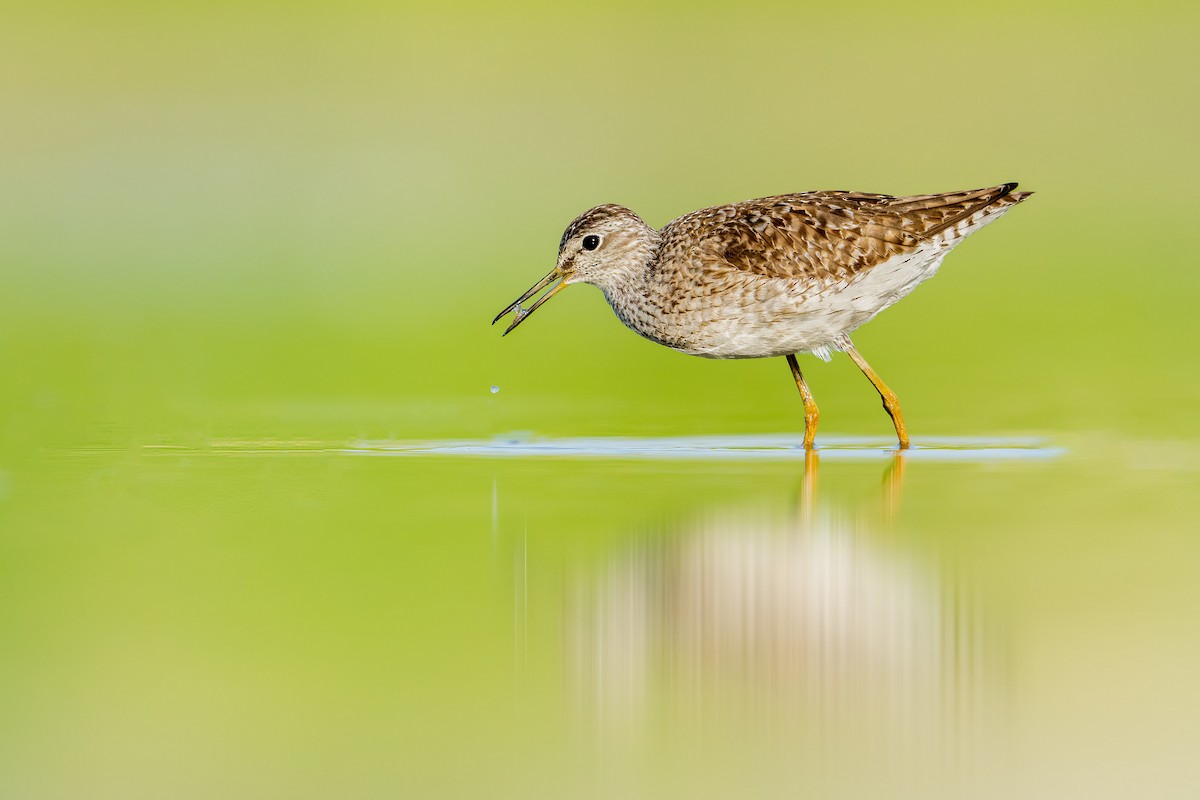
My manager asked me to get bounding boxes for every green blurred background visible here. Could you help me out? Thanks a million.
[4,0,1198,445]
[2,2,1199,798]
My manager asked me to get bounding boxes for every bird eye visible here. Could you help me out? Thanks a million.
[582,235,601,251]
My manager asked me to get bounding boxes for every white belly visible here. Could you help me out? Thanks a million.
[680,243,951,360]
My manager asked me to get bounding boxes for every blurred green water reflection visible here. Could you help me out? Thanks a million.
[1,438,1197,798]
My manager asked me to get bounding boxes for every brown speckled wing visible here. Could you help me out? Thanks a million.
[658,184,1029,283]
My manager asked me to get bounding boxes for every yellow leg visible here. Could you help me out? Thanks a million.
[785,354,820,450]
[841,340,911,449]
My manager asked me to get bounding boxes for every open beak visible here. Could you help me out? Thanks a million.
[492,268,570,335]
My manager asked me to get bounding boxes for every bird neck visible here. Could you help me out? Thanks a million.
[598,234,658,314]
[599,234,671,340]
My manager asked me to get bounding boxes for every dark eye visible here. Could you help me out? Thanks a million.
[582,235,601,251]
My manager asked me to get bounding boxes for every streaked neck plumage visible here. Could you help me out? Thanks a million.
[595,227,661,337]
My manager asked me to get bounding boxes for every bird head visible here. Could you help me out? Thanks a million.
[493,204,658,335]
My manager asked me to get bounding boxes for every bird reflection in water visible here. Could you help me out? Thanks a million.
[564,452,997,759]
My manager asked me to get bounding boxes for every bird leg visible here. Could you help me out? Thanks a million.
[786,354,820,450]
[840,339,910,449]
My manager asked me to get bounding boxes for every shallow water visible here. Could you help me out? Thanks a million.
[348,433,1063,461]
[3,429,1197,798]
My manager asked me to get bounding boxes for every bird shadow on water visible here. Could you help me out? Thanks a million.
[553,450,1009,782]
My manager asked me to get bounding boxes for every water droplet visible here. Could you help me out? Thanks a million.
[489,385,499,395]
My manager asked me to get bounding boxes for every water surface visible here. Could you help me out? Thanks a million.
[2,431,1196,798]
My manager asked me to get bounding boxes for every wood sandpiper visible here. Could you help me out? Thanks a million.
[493,183,1032,449]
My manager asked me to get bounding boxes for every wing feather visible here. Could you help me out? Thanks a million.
[657,184,1029,283]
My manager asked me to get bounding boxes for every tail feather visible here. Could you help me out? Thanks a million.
[897,183,1036,242]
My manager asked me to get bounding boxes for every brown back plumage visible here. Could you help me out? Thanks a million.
[659,183,1031,282]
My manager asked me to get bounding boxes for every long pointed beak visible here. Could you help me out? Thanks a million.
[492,268,570,335]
